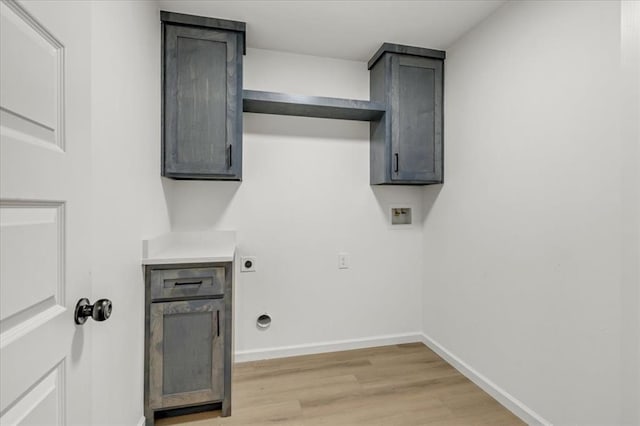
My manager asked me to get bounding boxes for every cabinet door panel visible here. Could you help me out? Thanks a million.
[391,55,443,182]
[149,299,224,410]
[163,311,213,394]
[164,24,241,178]
[175,36,227,171]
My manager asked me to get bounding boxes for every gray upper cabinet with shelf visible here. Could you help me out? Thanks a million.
[161,12,245,180]
[369,43,445,185]
[159,12,444,185]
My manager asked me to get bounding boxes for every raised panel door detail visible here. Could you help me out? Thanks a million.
[0,0,64,149]
[0,363,64,425]
[0,202,63,324]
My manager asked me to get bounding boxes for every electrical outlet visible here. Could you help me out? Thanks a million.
[241,256,256,272]
[338,253,349,269]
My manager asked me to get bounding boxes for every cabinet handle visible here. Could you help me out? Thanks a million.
[216,310,220,337]
[173,280,203,286]
[394,153,399,173]
[227,145,232,169]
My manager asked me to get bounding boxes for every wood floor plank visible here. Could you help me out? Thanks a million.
[155,343,525,426]
[234,374,361,409]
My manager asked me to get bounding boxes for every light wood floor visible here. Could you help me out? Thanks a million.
[157,343,524,425]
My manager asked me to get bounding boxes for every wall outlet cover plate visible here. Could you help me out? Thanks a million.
[338,253,350,269]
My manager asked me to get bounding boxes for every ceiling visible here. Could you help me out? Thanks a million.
[158,0,506,62]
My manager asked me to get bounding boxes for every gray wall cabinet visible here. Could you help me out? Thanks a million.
[144,263,233,425]
[369,43,445,185]
[159,13,445,185]
[161,12,245,180]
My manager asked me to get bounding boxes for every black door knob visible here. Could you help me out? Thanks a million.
[74,298,113,324]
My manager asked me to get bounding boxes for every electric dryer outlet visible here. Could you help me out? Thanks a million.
[241,256,256,272]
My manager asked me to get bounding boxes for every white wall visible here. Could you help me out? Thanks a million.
[164,48,424,359]
[422,1,630,424]
[91,2,169,425]
[620,2,640,423]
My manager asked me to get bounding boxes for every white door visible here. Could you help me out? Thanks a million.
[0,0,93,424]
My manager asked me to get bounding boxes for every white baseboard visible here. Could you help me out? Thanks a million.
[420,333,552,426]
[137,415,145,426]
[234,332,423,363]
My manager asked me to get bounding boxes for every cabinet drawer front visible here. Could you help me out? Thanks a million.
[150,267,224,300]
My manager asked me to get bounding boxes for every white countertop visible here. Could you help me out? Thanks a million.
[142,231,236,265]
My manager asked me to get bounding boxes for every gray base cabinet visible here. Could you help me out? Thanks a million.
[161,12,245,180]
[144,263,232,425]
[369,43,445,185]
